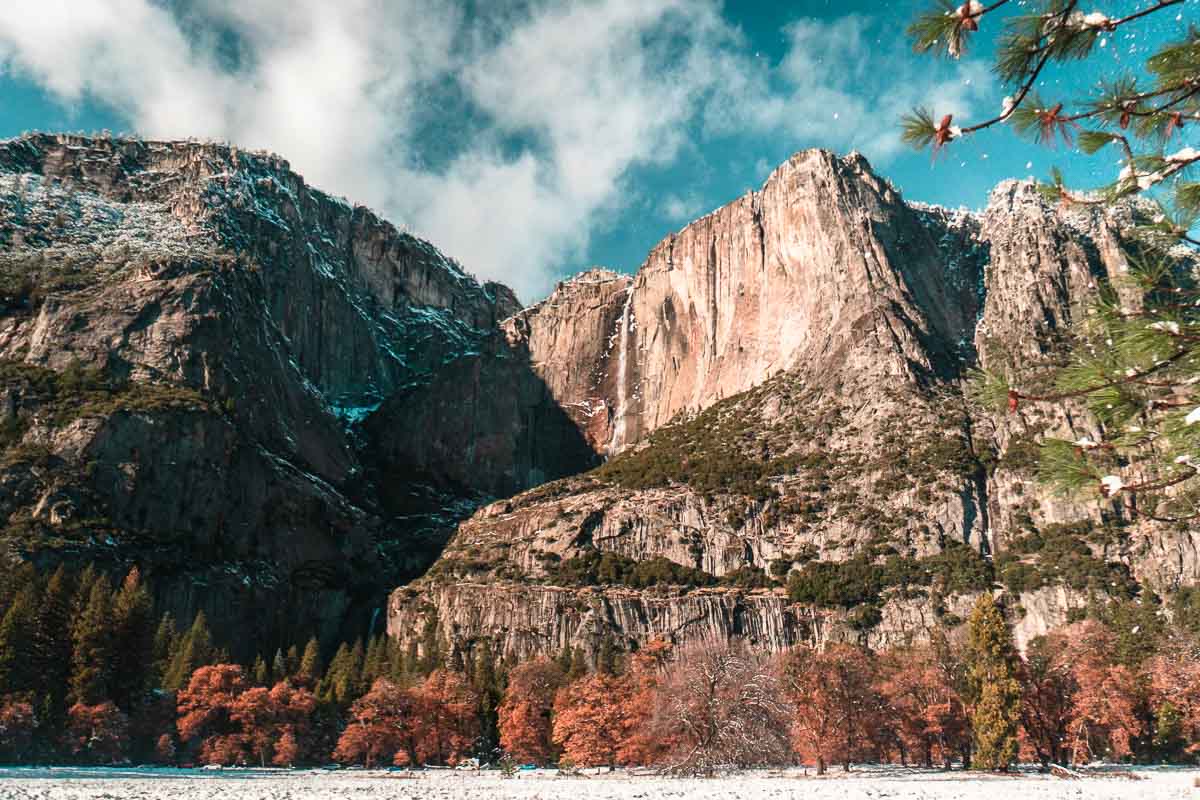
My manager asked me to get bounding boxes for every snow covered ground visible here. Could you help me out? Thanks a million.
[0,765,1194,799]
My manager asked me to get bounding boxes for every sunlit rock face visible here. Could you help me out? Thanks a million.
[392,151,1197,662]
[4,133,1191,662]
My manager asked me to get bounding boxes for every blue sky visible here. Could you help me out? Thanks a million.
[0,1,1191,301]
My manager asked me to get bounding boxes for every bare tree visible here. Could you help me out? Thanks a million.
[647,640,793,776]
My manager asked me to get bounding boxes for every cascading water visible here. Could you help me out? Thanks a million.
[609,284,635,455]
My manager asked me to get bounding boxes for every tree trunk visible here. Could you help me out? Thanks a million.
[816,755,826,776]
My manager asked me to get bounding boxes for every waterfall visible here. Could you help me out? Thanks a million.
[610,285,635,455]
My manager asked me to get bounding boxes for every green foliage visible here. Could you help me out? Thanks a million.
[966,368,1011,413]
[594,397,786,499]
[161,610,219,692]
[905,1,1199,225]
[1092,594,1167,669]
[965,595,1021,771]
[0,584,39,696]
[786,541,992,609]
[900,107,938,149]
[1170,585,1200,637]
[0,360,209,445]
[907,0,973,54]
[1152,702,1188,762]
[996,520,1136,596]
[70,578,114,705]
[110,568,155,711]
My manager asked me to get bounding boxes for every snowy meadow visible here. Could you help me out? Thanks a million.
[0,766,1196,800]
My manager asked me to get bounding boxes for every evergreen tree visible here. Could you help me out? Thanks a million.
[298,636,322,686]
[271,649,288,684]
[285,644,300,676]
[0,583,39,696]
[964,595,1021,771]
[110,567,155,711]
[32,566,73,706]
[566,647,588,681]
[0,562,37,620]
[162,611,216,691]
[151,613,178,687]
[906,1,1200,517]
[252,654,270,687]
[347,639,365,694]
[71,565,99,617]
[597,636,619,676]
[387,637,408,684]
[360,635,385,690]
[70,578,115,705]
[321,642,362,705]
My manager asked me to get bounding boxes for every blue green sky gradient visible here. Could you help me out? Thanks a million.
[0,1,1192,300]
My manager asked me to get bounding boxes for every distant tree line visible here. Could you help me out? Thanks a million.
[0,562,1198,771]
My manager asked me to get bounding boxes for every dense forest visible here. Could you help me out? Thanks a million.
[0,561,1198,773]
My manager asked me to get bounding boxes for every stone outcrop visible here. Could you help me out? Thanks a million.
[4,133,1196,665]
[0,134,591,656]
[389,152,1200,663]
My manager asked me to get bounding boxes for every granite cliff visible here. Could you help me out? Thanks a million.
[390,152,1199,662]
[1,133,1193,664]
[0,134,591,656]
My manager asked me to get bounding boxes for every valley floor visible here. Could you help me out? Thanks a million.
[0,765,1193,800]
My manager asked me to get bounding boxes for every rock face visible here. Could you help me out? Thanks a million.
[4,134,1195,664]
[0,134,592,656]
[390,152,1200,662]
[509,152,984,456]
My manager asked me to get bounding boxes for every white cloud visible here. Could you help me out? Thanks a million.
[661,193,704,221]
[706,14,994,163]
[0,4,992,301]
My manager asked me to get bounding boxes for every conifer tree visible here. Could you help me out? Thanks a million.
[298,636,322,686]
[272,649,288,684]
[321,643,359,705]
[964,596,1021,771]
[151,613,178,686]
[471,640,504,760]
[906,1,1200,516]
[0,584,39,696]
[285,644,300,676]
[71,577,115,705]
[252,655,270,687]
[162,611,216,691]
[419,614,443,675]
[597,636,619,676]
[32,567,73,708]
[362,636,388,690]
[110,567,155,711]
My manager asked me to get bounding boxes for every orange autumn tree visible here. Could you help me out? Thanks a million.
[229,681,317,767]
[0,698,35,763]
[176,664,249,765]
[781,643,879,775]
[65,702,130,765]
[552,672,633,768]
[1143,637,1200,761]
[409,669,479,766]
[877,644,968,769]
[498,657,567,765]
[1057,621,1145,764]
[615,638,673,766]
[333,679,417,767]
